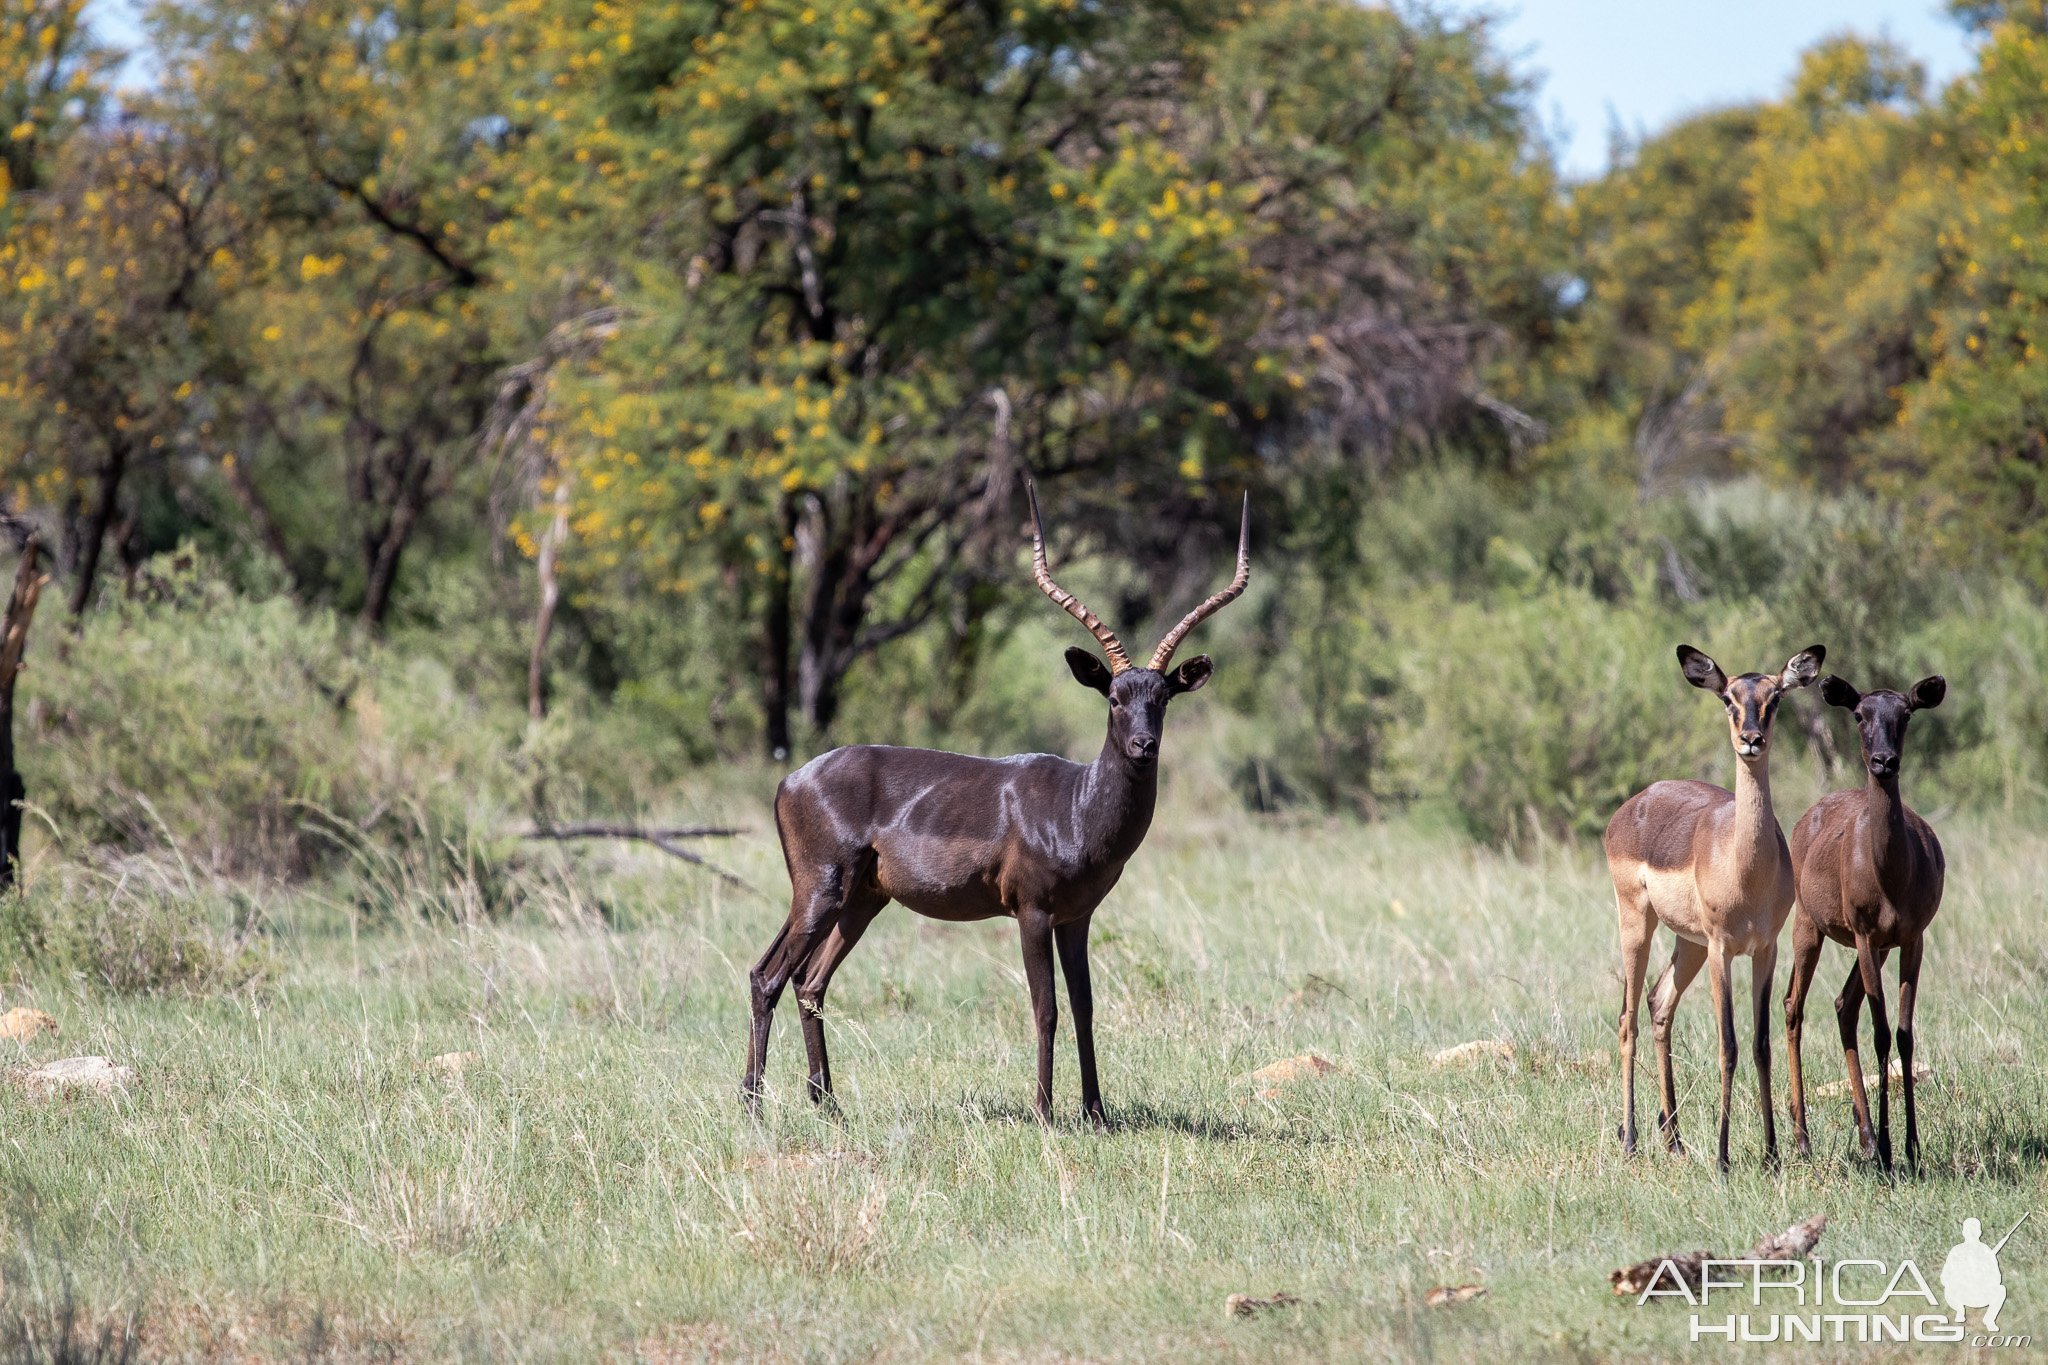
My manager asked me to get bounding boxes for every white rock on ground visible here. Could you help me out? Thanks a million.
[17,1056,135,1098]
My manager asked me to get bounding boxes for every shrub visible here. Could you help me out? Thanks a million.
[1378,586,1717,844]
[21,558,510,884]
[0,856,267,996]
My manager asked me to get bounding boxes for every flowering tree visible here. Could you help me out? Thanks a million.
[148,0,510,628]
[500,0,1556,754]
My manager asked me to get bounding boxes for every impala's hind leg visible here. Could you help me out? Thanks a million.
[1834,957,1874,1160]
[795,882,887,1110]
[744,861,852,1116]
[1783,912,1824,1159]
[1651,937,1707,1155]
[1054,915,1105,1126]
[1615,887,1655,1155]
[1856,934,1895,1170]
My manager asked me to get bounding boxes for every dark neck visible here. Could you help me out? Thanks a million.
[1863,770,1907,870]
[1078,736,1160,865]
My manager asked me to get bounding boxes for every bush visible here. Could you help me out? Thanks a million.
[0,857,267,995]
[21,558,512,884]
[1376,587,1715,843]
[1222,473,2048,844]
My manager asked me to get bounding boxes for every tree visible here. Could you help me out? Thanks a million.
[150,0,511,629]
[1893,13,2048,576]
[1690,37,1943,486]
[0,122,234,615]
[501,0,1562,756]
[1564,108,1760,412]
[0,0,108,200]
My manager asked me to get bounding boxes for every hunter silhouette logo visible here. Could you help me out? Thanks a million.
[1943,1214,2026,1332]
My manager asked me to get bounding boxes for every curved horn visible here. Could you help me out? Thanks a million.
[1026,478,1132,674]
[1148,493,1250,672]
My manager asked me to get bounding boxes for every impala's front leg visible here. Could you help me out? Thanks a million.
[1055,915,1104,1126]
[1707,938,1736,1174]
[1898,937,1924,1169]
[1856,933,1895,1171]
[1018,907,1059,1123]
[1751,939,1779,1167]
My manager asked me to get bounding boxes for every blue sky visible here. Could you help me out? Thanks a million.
[1484,0,1976,177]
[88,0,1978,179]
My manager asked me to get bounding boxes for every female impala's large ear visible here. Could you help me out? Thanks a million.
[1676,645,1726,694]
[1065,646,1113,696]
[1779,644,1826,690]
[1820,675,1862,710]
[1908,675,1947,711]
[1166,655,1213,696]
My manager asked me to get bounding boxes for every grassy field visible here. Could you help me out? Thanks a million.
[0,759,2044,1362]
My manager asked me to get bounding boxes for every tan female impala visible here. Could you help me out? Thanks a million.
[1606,642,1825,1171]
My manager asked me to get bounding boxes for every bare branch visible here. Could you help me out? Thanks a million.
[519,821,760,895]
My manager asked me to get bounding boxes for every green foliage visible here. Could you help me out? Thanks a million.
[0,0,110,200]
[490,0,1560,746]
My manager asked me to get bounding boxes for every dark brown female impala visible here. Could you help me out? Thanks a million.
[1784,672,1947,1170]
[743,480,1249,1123]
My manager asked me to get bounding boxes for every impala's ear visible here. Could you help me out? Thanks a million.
[1820,675,1862,710]
[1065,646,1113,696]
[1166,655,1213,696]
[1676,645,1726,695]
[1779,644,1827,691]
[1908,675,1947,711]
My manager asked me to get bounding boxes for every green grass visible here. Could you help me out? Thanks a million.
[0,773,2043,1361]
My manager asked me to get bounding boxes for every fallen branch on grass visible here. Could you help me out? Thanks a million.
[1225,1291,1300,1321]
[1610,1214,1827,1297]
[520,821,759,894]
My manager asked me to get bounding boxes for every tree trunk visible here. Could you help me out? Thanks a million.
[221,452,305,600]
[68,438,129,619]
[359,474,428,632]
[760,493,797,761]
[0,540,49,888]
[527,472,570,720]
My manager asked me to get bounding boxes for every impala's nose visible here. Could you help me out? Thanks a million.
[1736,730,1765,758]
[1869,750,1899,776]
[1126,735,1158,761]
